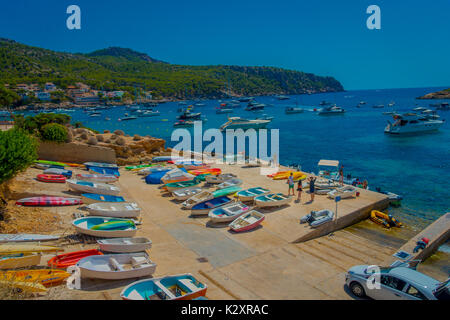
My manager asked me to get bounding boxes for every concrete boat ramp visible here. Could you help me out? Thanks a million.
[115,164,397,299]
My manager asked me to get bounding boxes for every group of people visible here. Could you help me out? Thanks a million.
[287,173,317,203]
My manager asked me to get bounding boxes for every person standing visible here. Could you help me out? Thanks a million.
[339,165,344,186]
[287,173,295,196]
[309,176,317,202]
[296,179,303,203]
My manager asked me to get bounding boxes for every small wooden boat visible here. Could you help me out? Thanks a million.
[43,168,72,178]
[208,202,250,223]
[182,191,214,209]
[47,249,103,268]
[72,216,137,238]
[212,186,242,197]
[172,187,203,201]
[67,179,120,196]
[0,269,71,288]
[76,252,156,280]
[229,210,265,232]
[164,177,202,192]
[86,202,141,218]
[216,178,243,190]
[300,210,334,227]
[205,173,236,184]
[0,244,61,255]
[97,237,152,253]
[188,168,221,176]
[75,173,118,183]
[370,210,403,228]
[237,187,270,201]
[0,253,41,270]
[16,196,82,207]
[36,174,66,183]
[80,193,125,204]
[191,196,232,215]
[254,193,293,207]
[88,166,120,177]
[84,162,118,169]
[327,186,357,199]
[0,234,59,243]
[120,273,207,300]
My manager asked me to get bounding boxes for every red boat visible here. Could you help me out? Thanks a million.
[36,174,66,183]
[16,196,82,207]
[48,249,103,268]
[229,210,265,232]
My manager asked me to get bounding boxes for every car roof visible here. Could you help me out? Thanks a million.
[387,267,439,289]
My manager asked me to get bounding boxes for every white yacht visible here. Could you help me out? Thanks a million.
[318,105,345,115]
[220,117,272,131]
[384,113,444,134]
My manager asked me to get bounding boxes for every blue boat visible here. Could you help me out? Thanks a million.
[145,169,172,184]
[88,166,120,177]
[120,274,207,300]
[81,193,125,204]
[191,196,232,215]
[43,168,72,178]
[84,162,118,169]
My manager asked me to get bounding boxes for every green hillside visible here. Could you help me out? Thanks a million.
[0,38,344,99]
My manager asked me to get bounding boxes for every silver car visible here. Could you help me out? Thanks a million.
[345,265,450,300]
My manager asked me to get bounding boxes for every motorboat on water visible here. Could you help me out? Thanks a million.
[285,106,304,114]
[177,110,201,120]
[318,105,345,115]
[275,95,290,100]
[372,105,384,109]
[384,113,444,134]
[173,120,195,127]
[245,104,265,111]
[220,117,272,131]
[216,107,233,114]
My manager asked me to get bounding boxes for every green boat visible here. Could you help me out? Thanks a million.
[212,186,242,198]
[165,177,202,192]
[125,164,153,170]
[36,160,66,167]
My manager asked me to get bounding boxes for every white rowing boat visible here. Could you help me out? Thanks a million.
[97,237,152,253]
[67,179,120,196]
[172,187,203,201]
[254,193,293,208]
[86,202,141,218]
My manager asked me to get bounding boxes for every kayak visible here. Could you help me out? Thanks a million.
[0,244,61,255]
[34,163,64,170]
[0,269,70,287]
[272,171,306,181]
[188,168,222,176]
[125,164,153,170]
[36,174,66,183]
[48,249,103,268]
[0,234,60,243]
[36,160,66,167]
[16,196,82,207]
[91,220,135,231]
[0,279,47,293]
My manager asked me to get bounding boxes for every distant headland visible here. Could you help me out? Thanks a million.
[417,88,450,100]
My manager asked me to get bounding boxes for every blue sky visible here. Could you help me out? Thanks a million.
[0,0,449,90]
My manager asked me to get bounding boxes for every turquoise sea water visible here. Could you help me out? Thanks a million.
[21,87,450,225]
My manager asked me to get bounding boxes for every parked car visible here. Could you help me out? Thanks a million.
[345,264,450,300]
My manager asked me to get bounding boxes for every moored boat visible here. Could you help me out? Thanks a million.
[370,210,403,228]
[67,179,120,196]
[182,191,214,209]
[205,173,236,184]
[16,196,82,207]
[36,174,66,183]
[72,216,137,238]
[300,210,334,227]
[76,252,156,280]
[88,166,120,176]
[43,168,72,178]
[208,202,250,223]
[80,193,125,204]
[0,234,59,243]
[327,186,357,199]
[254,193,293,207]
[172,187,203,201]
[190,196,232,215]
[97,237,152,253]
[86,202,141,218]
[216,178,243,190]
[75,173,118,183]
[229,210,265,232]
[47,249,103,268]
[84,162,118,169]
[0,253,41,270]
[236,187,270,201]
[120,273,207,300]
[164,177,202,192]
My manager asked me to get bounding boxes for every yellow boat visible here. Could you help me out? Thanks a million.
[0,253,41,270]
[272,171,306,181]
[370,210,403,229]
[0,279,47,293]
[0,269,70,288]
[0,244,61,255]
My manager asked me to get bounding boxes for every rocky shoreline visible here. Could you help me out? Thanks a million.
[417,88,450,100]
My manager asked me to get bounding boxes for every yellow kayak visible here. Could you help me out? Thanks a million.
[273,171,306,181]
[0,244,61,255]
[0,269,70,287]
[0,279,47,293]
